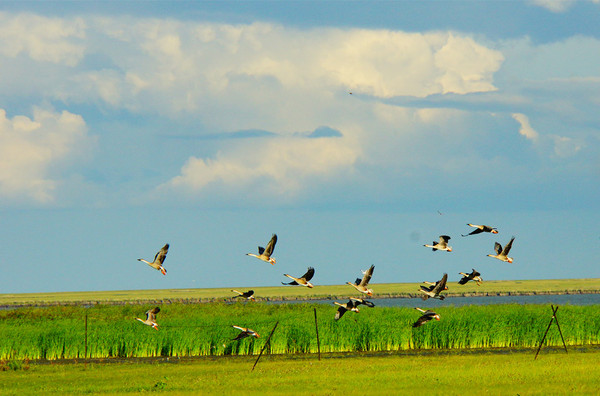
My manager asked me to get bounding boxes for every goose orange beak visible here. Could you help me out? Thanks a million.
[161,268,167,275]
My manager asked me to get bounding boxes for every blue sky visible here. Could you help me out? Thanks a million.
[0,1,599,294]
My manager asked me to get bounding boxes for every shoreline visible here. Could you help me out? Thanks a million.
[2,289,599,309]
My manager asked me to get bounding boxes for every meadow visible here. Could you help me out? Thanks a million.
[1,278,598,306]
[1,349,599,395]
[1,302,599,360]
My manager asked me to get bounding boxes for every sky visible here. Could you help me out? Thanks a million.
[0,0,599,294]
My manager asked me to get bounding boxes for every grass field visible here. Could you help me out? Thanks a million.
[1,349,599,395]
[1,278,599,306]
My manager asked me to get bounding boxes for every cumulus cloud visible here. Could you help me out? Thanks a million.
[160,133,360,198]
[0,12,86,66]
[39,18,504,122]
[0,108,91,203]
[0,11,595,207]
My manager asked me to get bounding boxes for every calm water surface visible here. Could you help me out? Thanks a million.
[281,293,600,307]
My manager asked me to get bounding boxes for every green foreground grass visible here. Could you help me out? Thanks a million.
[1,349,599,395]
[1,278,599,306]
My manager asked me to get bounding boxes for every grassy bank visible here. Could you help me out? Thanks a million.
[1,278,599,306]
[1,303,599,360]
[1,349,599,395]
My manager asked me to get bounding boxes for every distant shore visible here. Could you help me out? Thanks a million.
[1,287,599,309]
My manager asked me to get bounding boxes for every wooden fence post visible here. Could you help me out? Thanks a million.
[252,321,279,371]
[314,308,321,361]
[535,305,567,360]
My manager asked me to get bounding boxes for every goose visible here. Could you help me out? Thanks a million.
[333,299,361,320]
[458,269,483,285]
[246,234,277,265]
[351,298,375,308]
[333,297,376,320]
[138,243,169,275]
[487,237,515,263]
[424,235,452,252]
[135,307,160,330]
[347,265,375,296]
[232,325,259,340]
[462,224,498,237]
[412,307,440,328]
[419,273,448,300]
[282,267,315,288]
[231,289,255,301]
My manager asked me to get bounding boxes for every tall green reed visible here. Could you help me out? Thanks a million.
[0,303,598,360]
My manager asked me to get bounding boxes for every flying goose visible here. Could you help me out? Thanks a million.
[458,269,483,285]
[487,237,515,263]
[333,299,360,320]
[462,224,498,237]
[231,289,255,301]
[412,307,440,328]
[232,325,260,340]
[246,234,277,265]
[138,244,169,275]
[135,307,160,330]
[333,298,376,321]
[282,267,315,288]
[352,298,375,308]
[424,235,452,252]
[347,265,375,296]
[419,273,448,300]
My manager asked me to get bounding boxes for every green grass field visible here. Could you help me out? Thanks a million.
[1,278,599,306]
[1,349,599,395]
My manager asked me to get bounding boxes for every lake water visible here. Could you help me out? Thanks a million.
[280,293,600,308]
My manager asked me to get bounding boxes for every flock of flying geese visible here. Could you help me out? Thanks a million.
[134,223,516,338]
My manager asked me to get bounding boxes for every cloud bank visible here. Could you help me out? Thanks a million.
[0,108,91,203]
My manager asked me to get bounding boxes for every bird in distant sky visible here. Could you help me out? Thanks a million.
[232,326,259,340]
[231,289,255,301]
[282,267,315,288]
[412,308,440,327]
[419,273,448,300]
[347,265,375,296]
[487,237,515,263]
[424,235,452,252]
[246,234,277,265]
[135,307,160,330]
[138,244,169,275]
[458,269,483,286]
[462,224,498,237]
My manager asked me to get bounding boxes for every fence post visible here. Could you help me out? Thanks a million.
[85,311,88,359]
[252,321,279,371]
[314,308,321,361]
[535,305,567,360]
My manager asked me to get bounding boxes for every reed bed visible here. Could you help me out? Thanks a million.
[1,303,598,360]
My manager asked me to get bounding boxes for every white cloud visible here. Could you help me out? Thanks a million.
[161,135,360,198]
[551,135,582,157]
[0,108,91,203]
[530,0,576,12]
[511,113,584,158]
[0,12,86,66]
[512,113,539,141]
[40,18,504,120]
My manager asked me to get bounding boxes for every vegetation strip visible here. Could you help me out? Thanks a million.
[1,303,598,360]
[1,278,598,307]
